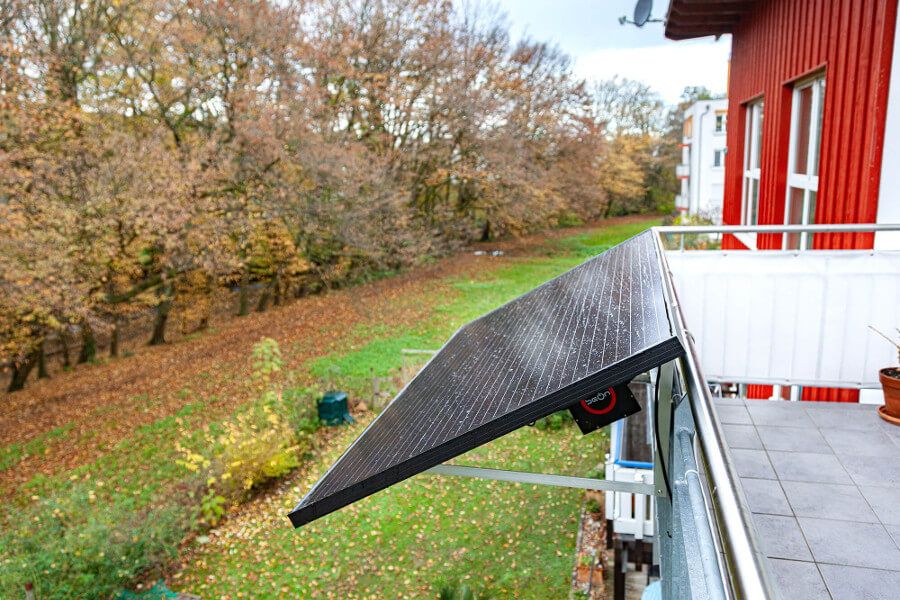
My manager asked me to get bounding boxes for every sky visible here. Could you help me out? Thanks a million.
[490,0,731,105]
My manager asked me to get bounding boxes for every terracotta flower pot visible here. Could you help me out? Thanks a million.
[878,368,900,426]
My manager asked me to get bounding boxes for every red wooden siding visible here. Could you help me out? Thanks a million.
[722,0,898,251]
[723,0,899,401]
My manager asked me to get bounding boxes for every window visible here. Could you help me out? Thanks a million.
[684,115,693,138]
[715,112,727,134]
[742,100,764,227]
[784,75,825,249]
[713,149,725,168]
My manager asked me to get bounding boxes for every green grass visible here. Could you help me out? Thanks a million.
[0,424,74,472]
[176,419,605,599]
[0,217,659,599]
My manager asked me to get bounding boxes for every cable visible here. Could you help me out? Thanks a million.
[654,366,673,498]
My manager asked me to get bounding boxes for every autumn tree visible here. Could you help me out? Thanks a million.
[1,0,677,391]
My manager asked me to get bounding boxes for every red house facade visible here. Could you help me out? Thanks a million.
[666,0,900,400]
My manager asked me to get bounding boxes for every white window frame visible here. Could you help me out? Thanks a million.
[713,149,725,168]
[741,100,764,245]
[783,75,825,250]
[715,113,727,134]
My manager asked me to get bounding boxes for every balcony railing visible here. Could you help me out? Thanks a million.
[650,223,900,598]
[651,228,775,599]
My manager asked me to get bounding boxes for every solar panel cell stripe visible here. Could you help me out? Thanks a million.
[402,282,533,457]
[475,264,579,426]
[542,250,603,397]
[562,251,604,390]
[452,259,575,432]
[290,231,682,526]
[486,261,579,419]
[578,246,613,381]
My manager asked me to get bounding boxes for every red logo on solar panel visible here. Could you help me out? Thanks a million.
[580,387,617,415]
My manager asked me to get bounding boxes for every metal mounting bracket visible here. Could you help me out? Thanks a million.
[425,464,656,495]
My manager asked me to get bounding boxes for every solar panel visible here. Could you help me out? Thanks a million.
[289,230,682,527]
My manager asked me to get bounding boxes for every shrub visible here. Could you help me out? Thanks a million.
[251,337,283,388]
[438,581,494,600]
[534,410,573,431]
[214,401,302,499]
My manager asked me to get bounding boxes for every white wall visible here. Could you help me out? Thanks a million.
[680,98,729,223]
[667,250,900,395]
[876,4,900,250]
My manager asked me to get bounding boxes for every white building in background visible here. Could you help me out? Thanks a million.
[675,98,728,223]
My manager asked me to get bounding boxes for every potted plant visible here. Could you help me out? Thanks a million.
[870,327,900,425]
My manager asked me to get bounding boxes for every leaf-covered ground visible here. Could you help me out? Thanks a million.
[0,216,659,598]
[172,419,604,599]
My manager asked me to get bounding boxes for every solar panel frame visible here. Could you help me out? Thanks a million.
[289,230,682,528]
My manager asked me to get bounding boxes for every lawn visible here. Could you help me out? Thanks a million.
[0,217,659,599]
[173,418,604,599]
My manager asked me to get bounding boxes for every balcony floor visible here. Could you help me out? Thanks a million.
[715,398,900,600]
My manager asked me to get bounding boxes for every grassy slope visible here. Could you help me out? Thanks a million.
[175,219,659,599]
[0,218,658,599]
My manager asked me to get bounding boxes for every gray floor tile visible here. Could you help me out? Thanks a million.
[731,448,776,479]
[799,518,900,570]
[741,477,792,516]
[885,524,900,549]
[753,514,812,560]
[722,423,763,449]
[758,426,831,454]
[860,486,900,525]
[782,481,877,522]
[877,419,900,446]
[820,427,897,457]
[819,564,900,600]
[804,405,882,431]
[717,404,752,425]
[747,401,814,427]
[769,559,830,600]
[769,451,851,484]
[713,397,746,407]
[839,454,900,488]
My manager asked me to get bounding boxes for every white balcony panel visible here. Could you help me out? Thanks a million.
[667,250,900,388]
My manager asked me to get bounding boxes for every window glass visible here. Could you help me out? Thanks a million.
[785,187,805,249]
[806,191,817,248]
[742,100,764,228]
[794,86,813,174]
[750,179,759,225]
[784,74,824,249]
[812,79,825,176]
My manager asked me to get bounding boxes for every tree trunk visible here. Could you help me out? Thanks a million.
[272,273,282,307]
[8,349,39,392]
[480,219,492,242]
[256,280,272,313]
[110,319,120,358]
[603,197,616,219]
[237,269,250,316]
[60,332,71,368]
[37,343,49,379]
[149,285,173,346]
[78,324,96,364]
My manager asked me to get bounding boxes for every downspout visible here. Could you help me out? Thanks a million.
[695,104,711,216]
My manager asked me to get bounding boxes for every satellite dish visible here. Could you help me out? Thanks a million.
[634,0,653,27]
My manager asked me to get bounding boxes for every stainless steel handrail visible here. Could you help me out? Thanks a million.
[656,223,900,235]
[652,229,779,599]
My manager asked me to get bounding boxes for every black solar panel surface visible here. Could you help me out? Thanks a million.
[289,230,682,527]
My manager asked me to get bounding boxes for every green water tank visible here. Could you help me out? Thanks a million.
[318,391,355,426]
